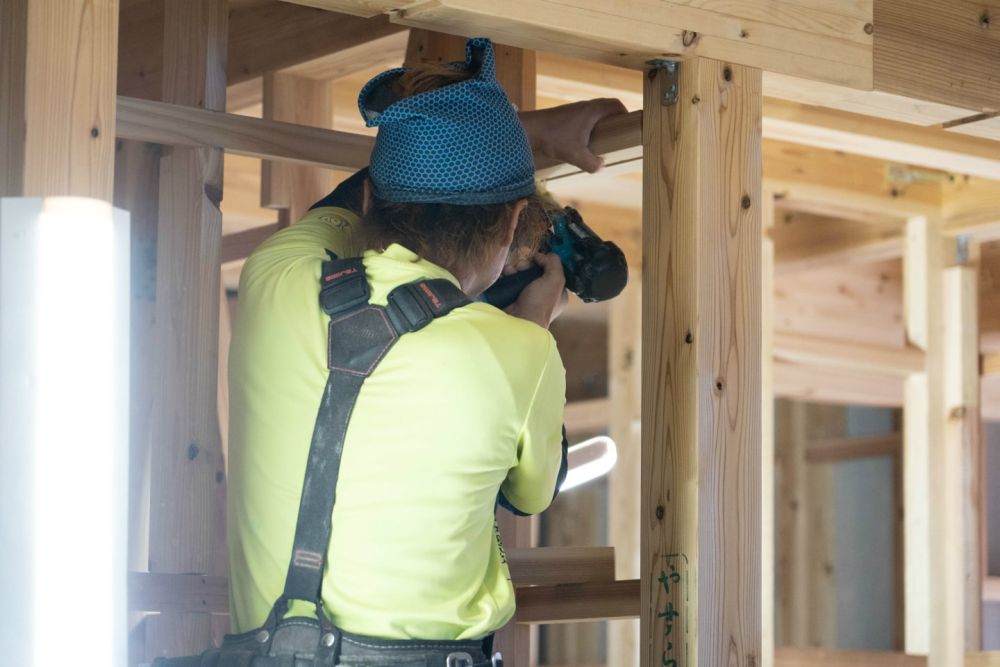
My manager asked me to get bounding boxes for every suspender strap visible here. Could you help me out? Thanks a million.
[279,256,470,614]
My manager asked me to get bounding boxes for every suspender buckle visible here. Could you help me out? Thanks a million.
[387,282,436,333]
[320,259,369,316]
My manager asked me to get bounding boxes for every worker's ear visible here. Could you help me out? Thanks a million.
[503,199,527,247]
[362,178,372,215]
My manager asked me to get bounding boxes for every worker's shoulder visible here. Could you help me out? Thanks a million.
[242,207,360,281]
[447,301,559,368]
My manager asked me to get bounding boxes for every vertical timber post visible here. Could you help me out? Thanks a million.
[942,257,983,656]
[761,190,776,667]
[146,0,229,657]
[261,72,335,226]
[640,59,762,667]
[903,216,946,662]
[0,0,119,200]
[609,279,642,667]
[903,218,983,663]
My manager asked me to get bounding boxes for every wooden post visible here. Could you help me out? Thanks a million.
[261,72,335,226]
[640,59,762,667]
[903,218,983,663]
[942,262,983,655]
[113,139,162,574]
[0,0,118,199]
[608,280,642,667]
[902,216,946,661]
[146,0,229,658]
[762,190,776,667]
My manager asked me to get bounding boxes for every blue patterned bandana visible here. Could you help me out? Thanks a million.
[358,38,536,205]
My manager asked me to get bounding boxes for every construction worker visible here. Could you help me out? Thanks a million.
[225,38,625,667]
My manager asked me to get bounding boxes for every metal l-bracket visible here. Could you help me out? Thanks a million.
[648,60,680,106]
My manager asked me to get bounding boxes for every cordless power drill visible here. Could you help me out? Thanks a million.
[482,206,628,309]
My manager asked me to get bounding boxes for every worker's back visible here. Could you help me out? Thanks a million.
[226,207,566,640]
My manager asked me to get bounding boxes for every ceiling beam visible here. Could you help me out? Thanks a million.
[284,0,874,89]
[117,0,404,100]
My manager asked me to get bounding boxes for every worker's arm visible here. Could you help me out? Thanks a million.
[499,333,568,516]
[518,98,629,174]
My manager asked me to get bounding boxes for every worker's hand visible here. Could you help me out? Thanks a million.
[505,253,568,329]
[519,99,629,173]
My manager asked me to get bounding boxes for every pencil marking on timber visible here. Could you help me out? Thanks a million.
[651,554,689,667]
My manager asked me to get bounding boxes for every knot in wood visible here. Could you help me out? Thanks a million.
[980,12,992,28]
[864,22,874,35]
[655,505,665,520]
[741,194,752,209]
[682,30,699,47]
[715,379,724,392]
[684,331,693,344]
[90,126,99,138]
[723,66,733,82]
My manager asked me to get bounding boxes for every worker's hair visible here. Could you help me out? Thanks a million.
[361,62,549,277]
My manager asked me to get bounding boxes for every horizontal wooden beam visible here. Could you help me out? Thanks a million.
[763,99,1000,181]
[564,397,610,438]
[117,96,373,170]
[775,648,925,667]
[286,0,874,89]
[773,210,903,274]
[805,434,901,464]
[221,223,281,264]
[773,332,924,378]
[513,579,639,624]
[536,110,642,180]
[118,1,404,101]
[774,360,904,408]
[505,547,616,587]
[128,572,229,614]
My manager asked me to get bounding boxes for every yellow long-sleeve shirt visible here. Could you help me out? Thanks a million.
[227,206,566,640]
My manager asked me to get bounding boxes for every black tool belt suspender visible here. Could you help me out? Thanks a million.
[277,254,470,625]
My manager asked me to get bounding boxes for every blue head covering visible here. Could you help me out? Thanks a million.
[358,38,535,206]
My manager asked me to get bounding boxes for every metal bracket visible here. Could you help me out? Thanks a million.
[648,60,680,106]
[956,234,970,265]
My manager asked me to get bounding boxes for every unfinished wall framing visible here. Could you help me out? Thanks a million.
[10,0,1000,665]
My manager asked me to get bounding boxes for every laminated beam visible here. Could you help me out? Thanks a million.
[874,0,1000,114]
[640,59,762,667]
[0,0,119,200]
[145,0,229,657]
